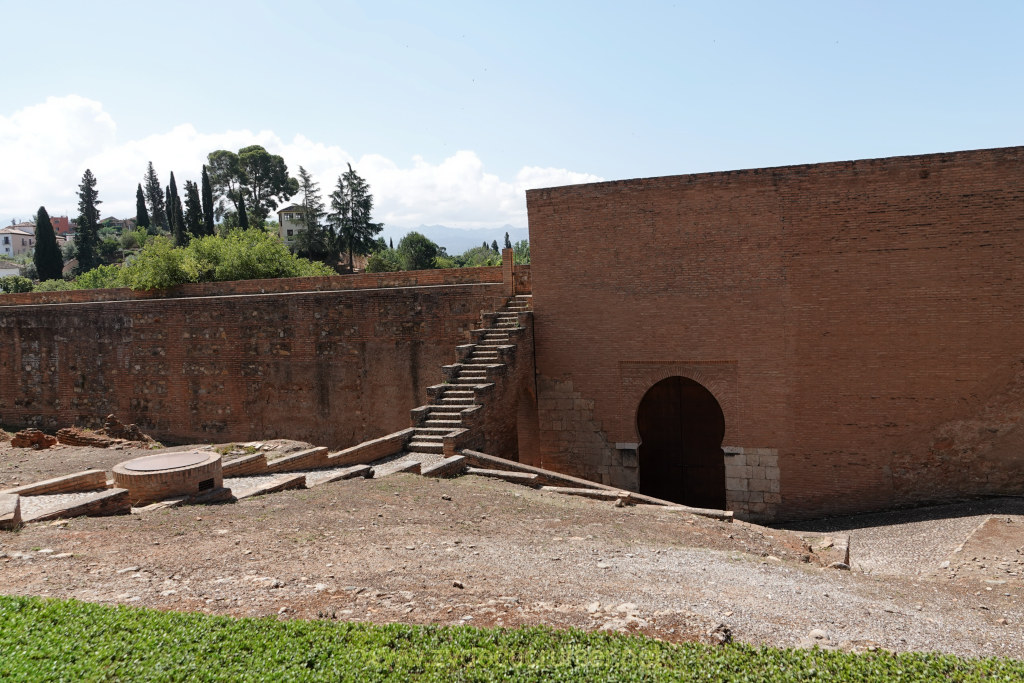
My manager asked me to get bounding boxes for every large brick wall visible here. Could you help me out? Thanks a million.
[0,279,509,449]
[526,145,1024,521]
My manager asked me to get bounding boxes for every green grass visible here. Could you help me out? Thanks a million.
[0,595,1021,681]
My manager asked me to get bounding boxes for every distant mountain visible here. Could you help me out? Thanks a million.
[380,224,528,255]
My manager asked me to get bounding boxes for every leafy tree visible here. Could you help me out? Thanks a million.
[328,164,383,272]
[98,238,121,264]
[183,180,203,239]
[206,150,243,220]
[135,185,151,231]
[238,145,298,226]
[396,231,440,271]
[200,165,215,236]
[513,239,530,264]
[365,248,403,273]
[206,146,298,228]
[143,162,168,232]
[457,245,501,267]
[33,206,64,281]
[504,232,511,250]
[75,169,101,273]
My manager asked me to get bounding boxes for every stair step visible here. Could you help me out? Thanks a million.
[407,441,444,453]
[439,398,475,405]
[415,427,456,434]
[425,419,462,427]
[412,434,444,443]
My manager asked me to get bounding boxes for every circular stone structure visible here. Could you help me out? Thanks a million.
[113,450,222,505]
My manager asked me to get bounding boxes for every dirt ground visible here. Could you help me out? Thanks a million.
[2,440,1024,659]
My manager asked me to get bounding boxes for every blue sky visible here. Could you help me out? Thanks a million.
[2,1,1022,229]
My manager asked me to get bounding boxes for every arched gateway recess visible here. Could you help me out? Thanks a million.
[636,376,726,509]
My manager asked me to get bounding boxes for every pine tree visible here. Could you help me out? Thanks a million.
[201,165,215,236]
[504,232,511,250]
[136,184,151,231]
[237,192,250,229]
[293,166,330,260]
[184,180,203,239]
[33,206,64,281]
[168,173,186,246]
[75,169,101,273]
[328,163,384,272]
[143,162,167,232]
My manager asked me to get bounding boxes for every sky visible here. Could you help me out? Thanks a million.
[1,1,1022,231]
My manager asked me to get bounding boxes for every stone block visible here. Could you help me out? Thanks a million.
[759,455,778,469]
[0,493,21,530]
[725,477,748,492]
[764,492,782,504]
[749,478,773,493]
[747,491,764,503]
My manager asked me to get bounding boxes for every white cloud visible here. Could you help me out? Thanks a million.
[0,96,602,228]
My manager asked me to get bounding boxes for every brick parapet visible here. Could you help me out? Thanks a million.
[0,266,503,308]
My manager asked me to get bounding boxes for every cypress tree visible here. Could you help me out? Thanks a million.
[143,162,167,233]
[491,239,499,253]
[168,173,186,246]
[183,180,203,239]
[33,206,64,281]
[135,184,150,230]
[237,192,250,229]
[504,232,511,250]
[201,165,215,236]
[75,169,101,273]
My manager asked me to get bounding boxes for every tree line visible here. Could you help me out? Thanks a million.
[20,146,527,294]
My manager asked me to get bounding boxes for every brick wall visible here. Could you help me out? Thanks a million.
[527,145,1024,521]
[0,282,508,449]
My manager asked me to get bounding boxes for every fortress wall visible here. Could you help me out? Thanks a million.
[527,146,1024,520]
[0,282,508,448]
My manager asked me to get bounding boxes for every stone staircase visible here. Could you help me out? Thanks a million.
[398,295,533,467]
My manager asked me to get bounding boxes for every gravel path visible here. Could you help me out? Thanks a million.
[2,473,1022,658]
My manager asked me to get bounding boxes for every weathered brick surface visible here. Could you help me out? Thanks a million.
[0,284,506,448]
[527,145,1024,521]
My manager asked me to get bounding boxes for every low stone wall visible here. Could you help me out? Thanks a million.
[2,470,108,497]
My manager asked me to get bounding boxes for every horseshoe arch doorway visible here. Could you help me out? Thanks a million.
[636,376,726,509]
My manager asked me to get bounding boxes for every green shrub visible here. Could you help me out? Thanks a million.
[119,229,334,291]
[32,279,75,292]
[0,275,34,293]
[366,248,403,273]
[73,264,124,290]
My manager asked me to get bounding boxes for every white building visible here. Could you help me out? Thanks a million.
[0,225,35,258]
[277,205,306,248]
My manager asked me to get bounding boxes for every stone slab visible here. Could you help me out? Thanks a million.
[307,464,372,486]
[466,467,539,483]
[22,488,131,523]
[421,456,467,478]
[2,470,108,497]
[232,474,307,500]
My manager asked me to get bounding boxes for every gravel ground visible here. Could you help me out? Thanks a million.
[2,441,1023,658]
